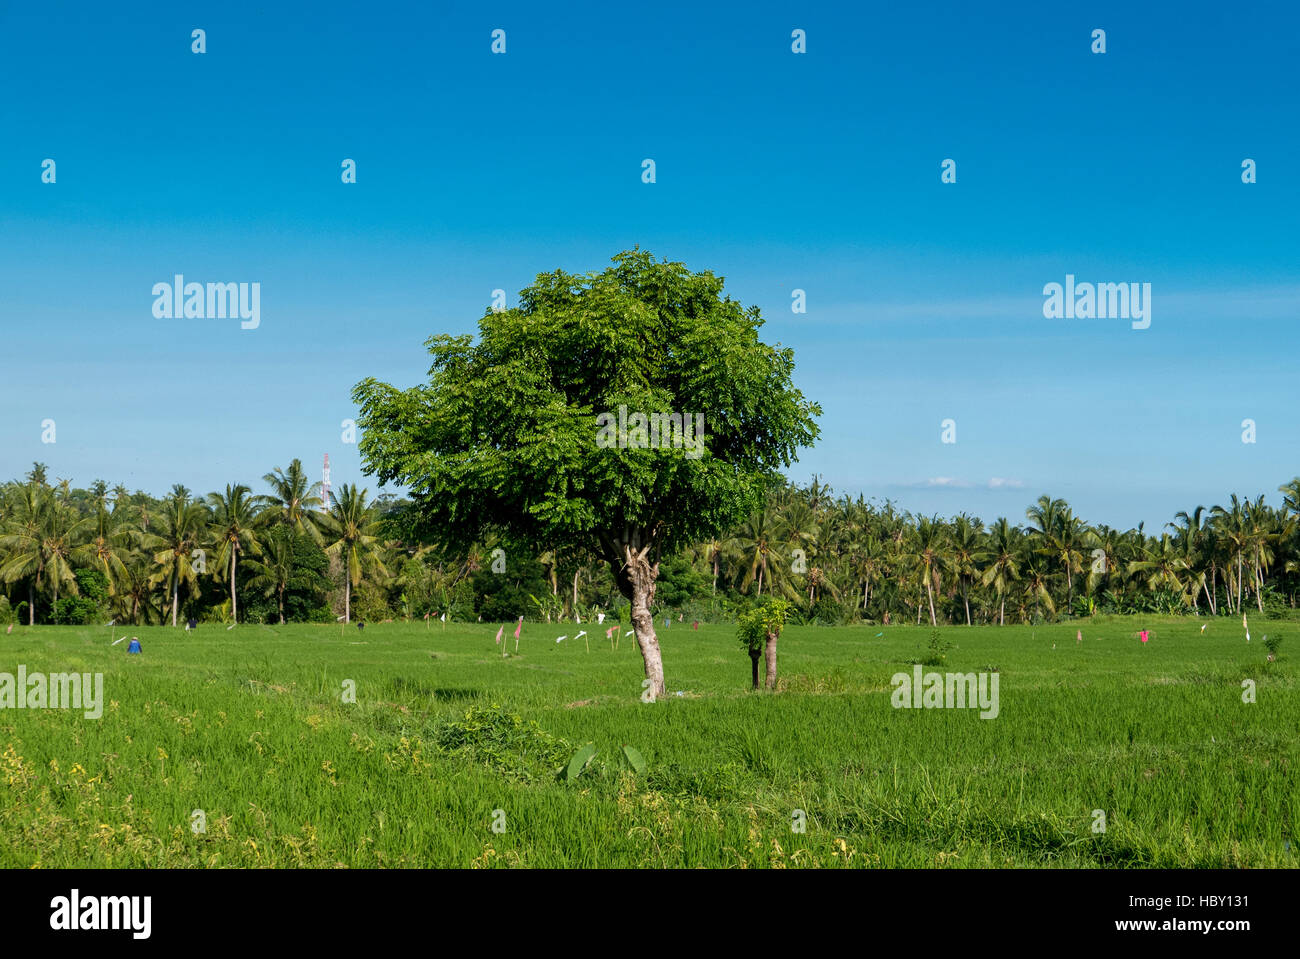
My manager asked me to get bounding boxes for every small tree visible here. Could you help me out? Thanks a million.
[353,250,820,698]
[737,599,791,691]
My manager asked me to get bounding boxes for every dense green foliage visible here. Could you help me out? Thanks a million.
[3,462,1300,628]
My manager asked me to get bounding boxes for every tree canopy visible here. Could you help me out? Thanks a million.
[353,249,822,694]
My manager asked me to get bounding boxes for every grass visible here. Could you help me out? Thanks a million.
[0,615,1295,867]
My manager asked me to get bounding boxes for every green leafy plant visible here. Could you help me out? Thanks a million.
[435,704,572,782]
[560,742,649,783]
[737,599,791,690]
[922,629,954,666]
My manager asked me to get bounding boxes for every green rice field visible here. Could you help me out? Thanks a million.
[1,616,1294,868]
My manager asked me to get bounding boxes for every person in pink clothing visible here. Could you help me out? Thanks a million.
[1138,629,1149,644]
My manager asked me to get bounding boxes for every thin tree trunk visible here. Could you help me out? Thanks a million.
[28,582,34,625]
[763,631,778,690]
[345,572,351,623]
[963,584,971,626]
[621,543,665,700]
[1000,595,1005,626]
[750,648,761,690]
[172,578,179,627]
[230,550,238,623]
[926,574,937,626]
[278,585,285,626]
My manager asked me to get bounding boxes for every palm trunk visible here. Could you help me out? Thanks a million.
[963,583,971,625]
[230,550,238,623]
[172,578,179,627]
[345,571,351,623]
[925,574,937,626]
[28,582,35,625]
[1000,595,1005,626]
[763,631,779,690]
[278,585,286,626]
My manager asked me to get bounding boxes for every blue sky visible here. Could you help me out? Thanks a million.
[1,1,1297,529]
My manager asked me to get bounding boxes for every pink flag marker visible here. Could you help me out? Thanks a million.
[494,625,504,645]
[514,616,523,639]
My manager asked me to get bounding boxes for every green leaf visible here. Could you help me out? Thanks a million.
[564,743,597,782]
[620,744,647,775]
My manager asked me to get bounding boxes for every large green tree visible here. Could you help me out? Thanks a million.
[352,250,820,696]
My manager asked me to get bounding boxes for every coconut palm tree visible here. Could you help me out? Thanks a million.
[981,518,1021,625]
[206,484,263,624]
[152,492,209,626]
[914,515,946,626]
[245,528,297,625]
[320,483,390,623]
[258,459,324,542]
[948,514,983,625]
[1211,495,1249,614]
[76,501,147,603]
[1127,534,1191,608]
[0,480,47,624]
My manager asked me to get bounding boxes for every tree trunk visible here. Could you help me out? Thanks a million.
[763,631,779,690]
[1000,596,1005,626]
[963,584,971,626]
[230,550,238,623]
[172,578,179,627]
[750,648,761,690]
[345,572,352,624]
[278,585,285,626]
[618,542,665,700]
[28,582,34,626]
[925,575,937,626]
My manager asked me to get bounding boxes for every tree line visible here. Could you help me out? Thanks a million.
[3,460,1298,628]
